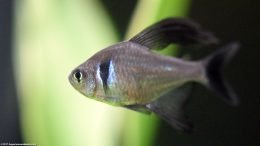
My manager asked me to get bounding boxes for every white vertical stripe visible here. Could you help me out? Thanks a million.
[107,61,116,86]
[96,64,103,87]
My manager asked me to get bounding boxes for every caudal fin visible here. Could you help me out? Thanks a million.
[204,42,240,106]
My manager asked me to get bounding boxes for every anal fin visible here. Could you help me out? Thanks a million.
[147,83,193,133]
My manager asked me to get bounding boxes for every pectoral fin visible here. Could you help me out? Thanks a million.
[129,18,218,50]
[146,84,193,133]
[124,105,151,114]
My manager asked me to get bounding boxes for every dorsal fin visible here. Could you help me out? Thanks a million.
[129,18,218,50]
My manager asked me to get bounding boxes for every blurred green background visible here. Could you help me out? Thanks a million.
[0,0,260,146]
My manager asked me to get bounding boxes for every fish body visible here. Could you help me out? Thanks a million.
[69,18,239,132]
[71,42,205,105]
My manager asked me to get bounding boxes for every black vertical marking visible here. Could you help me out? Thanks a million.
[99,59,111,93]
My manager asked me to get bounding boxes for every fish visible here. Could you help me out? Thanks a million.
[68,18,239,132]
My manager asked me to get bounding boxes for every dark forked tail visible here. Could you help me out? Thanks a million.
[204,42,240,106]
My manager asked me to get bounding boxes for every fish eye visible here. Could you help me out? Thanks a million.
[73,70,83,82]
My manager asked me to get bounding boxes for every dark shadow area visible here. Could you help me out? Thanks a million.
[155,0,260,145]
[100,0,137,39]
[0,0,22,143]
